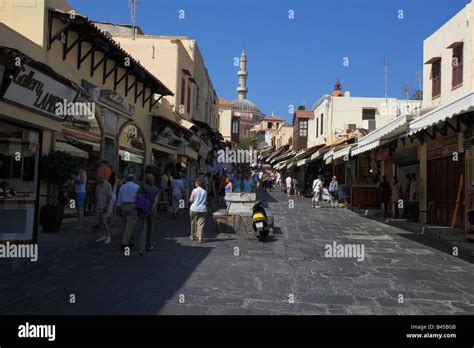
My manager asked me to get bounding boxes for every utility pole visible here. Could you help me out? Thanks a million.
[130,0,137,40]
[403,84,409,101]
[384,57,389,101]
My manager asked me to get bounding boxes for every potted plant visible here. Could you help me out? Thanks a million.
[39,150,78,233]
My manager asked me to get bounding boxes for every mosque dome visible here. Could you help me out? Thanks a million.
[231,98,263,115]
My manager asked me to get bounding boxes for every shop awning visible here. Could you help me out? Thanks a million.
[119,149,143,164]
[266,146,287,162]
[332,145,353,160]
[351,140,380,156]
[408,91,474,135]
[55,141,89,158]
[358,114,412,146]
[297,159,307,167]
[270,149,295,164]
[151,142,176,155]
[309,147,330,162]
[63,134,100,152]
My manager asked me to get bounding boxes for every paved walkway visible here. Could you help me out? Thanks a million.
[1,190,474,315]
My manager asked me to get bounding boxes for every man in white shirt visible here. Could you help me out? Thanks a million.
[117,174,140,251]
[312,175,323,208]
[285,175,292,197]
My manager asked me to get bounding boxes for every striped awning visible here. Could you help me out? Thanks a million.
[351,140,381,156]
[408,91,474,135]
[332,145,352,160]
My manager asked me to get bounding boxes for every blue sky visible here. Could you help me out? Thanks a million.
[69,0,469,123]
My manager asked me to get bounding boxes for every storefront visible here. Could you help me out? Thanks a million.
[0,48,79,241]
[118,123,145,180]
[426,133,464,228]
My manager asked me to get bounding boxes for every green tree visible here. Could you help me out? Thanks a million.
[238,131,257,150]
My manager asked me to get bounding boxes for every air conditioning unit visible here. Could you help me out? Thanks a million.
[343,123,357,130]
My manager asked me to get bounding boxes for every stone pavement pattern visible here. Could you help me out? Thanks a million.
[1,190,474,315]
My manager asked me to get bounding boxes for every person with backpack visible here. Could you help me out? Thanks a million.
[133,173,160,255]
[312,175,323,208]
[329,176,339,208]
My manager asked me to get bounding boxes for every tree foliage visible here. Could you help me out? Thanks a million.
[238,131,257,150]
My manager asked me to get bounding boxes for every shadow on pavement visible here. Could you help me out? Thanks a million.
[396,232,474,265]
[0,210,218,315]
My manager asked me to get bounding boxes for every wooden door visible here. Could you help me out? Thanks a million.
[427,154,465,227]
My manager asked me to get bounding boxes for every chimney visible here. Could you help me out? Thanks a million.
[345,91,351,97]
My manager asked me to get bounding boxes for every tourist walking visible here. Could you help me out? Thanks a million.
[117,174,140,251]
[391,176,400,218]
[224,176,233,208]
[275,171,281,188]
[409,173,419,222]
[96,159,112,182]
[285,175,292,197]
[379,175,392,218]
[220,173,227,205]
[74,160,87,229]
[94,172,113,244]
[243,174,253,193]
[329,176,339,208]
[234,173,242,193]
[133,173,160,255]
[292,177,300,198]
[171,172,185,218]
[312,175,323,208]
[189,178,208,243]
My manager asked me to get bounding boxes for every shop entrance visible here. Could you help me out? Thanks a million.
[427,154,465,228]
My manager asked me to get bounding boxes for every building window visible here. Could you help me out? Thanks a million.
[187,85,191,113]
[268,122,273,129]
[232,121,239,134]
[452,44,463,88]
[320,114,323,135]
[432,59,441,98]
[180,78,186,108]
[362,109,376,120]
[244,129,249,136]
[316,118,319,136]
[299,119,308,137]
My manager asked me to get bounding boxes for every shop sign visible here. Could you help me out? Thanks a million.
[427,134,459,161]
[3,64,78,119]
[393,146,418,166]
[154,126,186,151]
[92,88,134,118]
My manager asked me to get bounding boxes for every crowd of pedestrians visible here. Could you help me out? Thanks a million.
[69,160,271,254]
[69,158,422,255]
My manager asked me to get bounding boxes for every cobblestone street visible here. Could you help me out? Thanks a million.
[1,190,474,315]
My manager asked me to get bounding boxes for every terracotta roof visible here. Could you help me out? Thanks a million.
[218,98,232,106]
[295,110,314,118]
[264,115,284,121]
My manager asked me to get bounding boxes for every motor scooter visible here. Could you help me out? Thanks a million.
[252,200,270,241]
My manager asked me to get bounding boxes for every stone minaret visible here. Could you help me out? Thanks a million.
[237,47,248,99]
